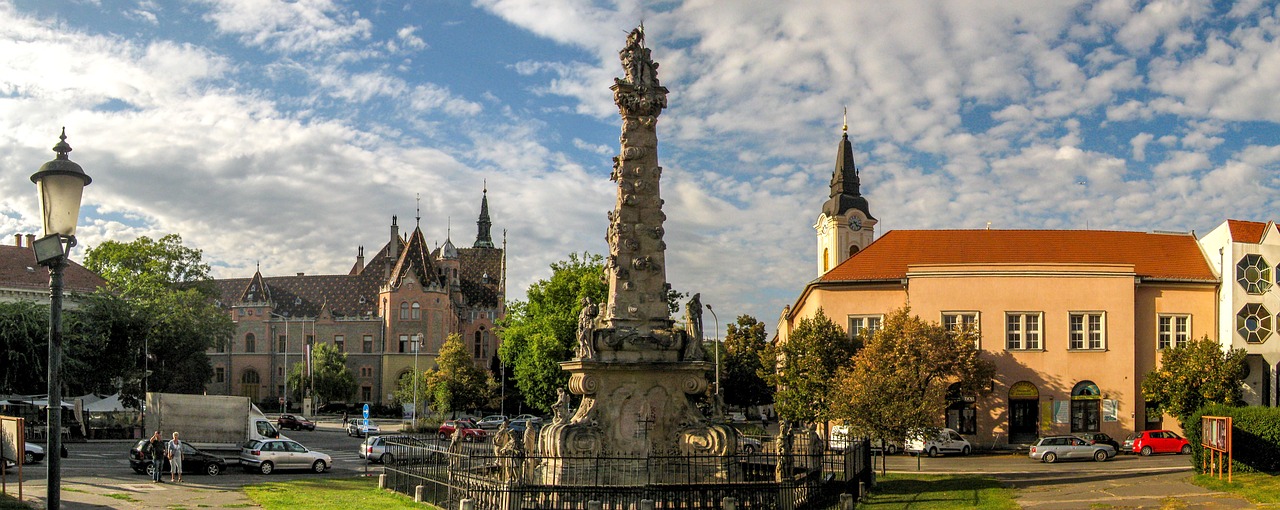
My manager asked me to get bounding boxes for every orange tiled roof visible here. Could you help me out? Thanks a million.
[0,245,106,294]
[1226,219,1270,244]
[821,230,1216,282]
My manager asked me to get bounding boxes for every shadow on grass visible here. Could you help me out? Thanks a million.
[861,475,1017,509]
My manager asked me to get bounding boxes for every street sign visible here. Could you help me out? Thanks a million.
[363,404,370,420]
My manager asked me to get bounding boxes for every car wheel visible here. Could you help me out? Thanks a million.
[742,444,756,454]
[206,463,222,476]
[259,461,274,475]
[438,432,448,441]
[1043,452,1056,463]
[146,463,157,477]
[1180,444,1192,455]
[312,460,326,473]
[927,447,939,458]
[380,453,394,464]
[1140,446,1153,456]
[887,445,898,455]
[961,445,971,456]
[24,451,35,464]
[1094,450,1108,462]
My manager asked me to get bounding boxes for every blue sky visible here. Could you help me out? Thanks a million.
[2,0,1279,336]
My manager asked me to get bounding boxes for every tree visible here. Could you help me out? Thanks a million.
[1141,336,1246,427]
[84,234,234,396]
[414,334,494,417]
[287,342,357,405]
[721,314,772,410]
[830,307,996,464]
[762,308,858,425]
[497,253,607,412]
[0,300,52,395]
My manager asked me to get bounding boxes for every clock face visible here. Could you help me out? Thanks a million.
[849,217,863,230]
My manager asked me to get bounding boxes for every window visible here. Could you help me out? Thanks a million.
[360,366,373,377]
[241,369,259,384]
[278,335,287,353]
[361,386,372,401]
[945,383,977,434]
[214,367,225,383]
[847,315,882,339]
[1069,312,1105,350]
[278,367,284,377]
[412,302,421,320]
[482,330,490,360]
[474,330,483,357]
[305,334,314,348]
[943,312,980,346]
[334,335,345,352]
[245,333,256,353]
[1005,313,1042,350]
[363,335,374,353]
[400,301,410,320]
[1236,254,1273,295]
[1157,315,1190,350]
[1070,381,1101,433]
[1236,303,1273,344]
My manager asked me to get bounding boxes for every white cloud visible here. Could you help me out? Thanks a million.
[1131,132,1155,161]
[196,0,373,54]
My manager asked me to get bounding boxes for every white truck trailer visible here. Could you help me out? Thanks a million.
[143,393,281,452]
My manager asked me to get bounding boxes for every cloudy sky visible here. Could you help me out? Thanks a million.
[3,0,1278,336]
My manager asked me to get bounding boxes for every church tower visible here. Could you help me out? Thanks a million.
[815,117,875,274]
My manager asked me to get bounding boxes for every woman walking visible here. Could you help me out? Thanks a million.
[167,431,184,483]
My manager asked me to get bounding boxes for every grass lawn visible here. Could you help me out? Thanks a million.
[858,473,1019,509]
[245,476,430,510]
[1191,471,1280,506]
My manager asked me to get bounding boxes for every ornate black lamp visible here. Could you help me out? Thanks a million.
[30,128,91,510]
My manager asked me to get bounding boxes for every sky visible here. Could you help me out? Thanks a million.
[2,0,1279,338]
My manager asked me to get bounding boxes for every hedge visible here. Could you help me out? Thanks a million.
[1185,404,1280,474]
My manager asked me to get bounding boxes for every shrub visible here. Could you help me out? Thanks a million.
[1186,404,1280,474]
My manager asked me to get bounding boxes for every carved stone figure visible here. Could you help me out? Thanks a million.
[576,298,598,360]
[683,293,705,361]
[776,421,794,481]
[552,387,571,424]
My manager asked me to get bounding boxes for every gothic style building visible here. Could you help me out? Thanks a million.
[204,190,505,409]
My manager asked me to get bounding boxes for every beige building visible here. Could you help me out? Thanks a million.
[780,132,1219,448]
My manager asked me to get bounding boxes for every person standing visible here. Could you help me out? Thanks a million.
[167,431,184,483]
[147,431,164,483]
[342,411,349,429]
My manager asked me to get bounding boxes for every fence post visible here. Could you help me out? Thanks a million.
[459,498,475,510]
[840,493,855,509]
[414,485,424,503]
[639,499,655,510]
[587,501,602,510]
[722,496,737,510]
[378,473,386,489]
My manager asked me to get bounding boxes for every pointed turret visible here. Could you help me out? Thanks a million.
[474,185,495,248]
[822,122,873,220]
[816,115,877,274]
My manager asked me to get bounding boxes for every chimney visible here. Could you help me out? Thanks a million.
[355,246,365,275]
[26,234,35,247]
[14,234,21,247]
[297,272,305,277]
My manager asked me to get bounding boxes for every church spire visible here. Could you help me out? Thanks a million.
[822,118,873,220]
[473,182,495,248]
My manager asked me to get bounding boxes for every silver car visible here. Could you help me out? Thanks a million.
[1029,435,1116,463]
[239,438,332,474]
[359,434,433,464]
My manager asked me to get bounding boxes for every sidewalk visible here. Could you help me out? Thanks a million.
[6,479,259,509]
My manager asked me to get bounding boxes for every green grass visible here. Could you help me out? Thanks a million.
[1190,471,1280,505]
[104,492,139,502]
[244,476,429,510]
[858,473,1018,510]
[0,492,32,510]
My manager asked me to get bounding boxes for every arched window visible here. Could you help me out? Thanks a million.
[823,248,830,272]
[396,369,411,390]
[849,245,860,257]
[412,302,421,320]
[1070,381,1101,433]
[400,301,410,320]
[240,368,261,400]
[474,330,483,358]
[242,369,260,384]
[244,333,256,353]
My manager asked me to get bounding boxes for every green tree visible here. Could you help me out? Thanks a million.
[497,253,607,412]
[1141,336,1246,427]
[830,308,996,464]
[0,300,52,395]
[419,334,494,417]
[85,234,234,396]
[721,314,772,410]
[763,308,858,424]
[286,342,357,405]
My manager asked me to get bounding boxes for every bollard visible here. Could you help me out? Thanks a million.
[587,502,602,510]
[460,498,475,510]
[639,499,655,510]
[415,485,424,503]
[840,493,855,510]
[722,496,737,510]
[378,473,386,489]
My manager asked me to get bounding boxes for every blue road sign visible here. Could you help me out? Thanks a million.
[363,403,370,426]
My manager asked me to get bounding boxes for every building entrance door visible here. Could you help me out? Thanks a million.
[1009,400,1039,444]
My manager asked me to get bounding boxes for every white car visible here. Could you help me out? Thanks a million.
[239,438,332,475]
[905,428,972,457]
[347,421,380,437]
[830,425,901,454]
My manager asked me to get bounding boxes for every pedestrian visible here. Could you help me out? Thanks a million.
[167,431,184,483]
[147,430,164,483]
[342,411,349,429]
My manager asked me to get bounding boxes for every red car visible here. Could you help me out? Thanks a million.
[1130,429,1191,456]
[438,420,487,442]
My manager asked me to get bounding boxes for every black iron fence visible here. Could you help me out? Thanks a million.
[381,433,870,510]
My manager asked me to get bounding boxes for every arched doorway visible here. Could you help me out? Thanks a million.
[1071,381,1101,433]
[1008,381,1039,444]
[241,368,261,401]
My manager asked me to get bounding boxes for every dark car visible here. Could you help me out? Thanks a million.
[1078,432,1120,451]
[128,439,228,476]
[277,414,317,431]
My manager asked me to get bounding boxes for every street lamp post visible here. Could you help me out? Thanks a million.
[412,334,423,428]
[705,304,720,396]
[31,129,92,510]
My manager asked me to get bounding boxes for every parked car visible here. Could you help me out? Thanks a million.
[128,439,228,476]
[1029,435,1116,463]
[828,425,901,454]
[728,412,748,422]
[239,438,332,475]
[905,428,972,457]
[347,421,380,437]
[360,434,433,464]
[512,414,542,423]
[1078,432,1120,452]
[277,414,317,431]
[738,435,763,454]
[23,443,44,464]
[476,415,508,430]
[438,420,487,442]
[1130,429,1192,456]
